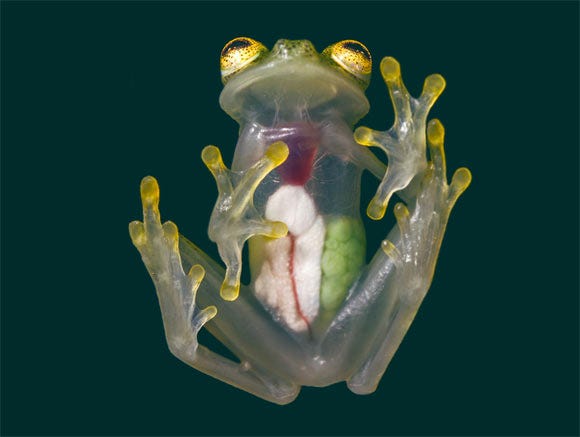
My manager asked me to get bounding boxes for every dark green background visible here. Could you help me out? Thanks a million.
[2,1,578,435]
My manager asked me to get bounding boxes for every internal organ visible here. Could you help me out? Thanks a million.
[260,122,320,185]
[253,185,324,332]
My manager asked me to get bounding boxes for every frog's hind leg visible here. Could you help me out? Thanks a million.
[346,120,471,395]
[130,177,300,404]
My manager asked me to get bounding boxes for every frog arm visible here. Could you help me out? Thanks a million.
[129,177,299,404]
[346,120,471,394]
[201,142,289,301]
[354,57,446,220]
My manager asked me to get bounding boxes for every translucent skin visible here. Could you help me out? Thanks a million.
[130,39,471,404]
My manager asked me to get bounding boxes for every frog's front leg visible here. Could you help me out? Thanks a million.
[129,177,299,404]
[201,141,289,301]
[355,57,446,219]
[347,120,471,394]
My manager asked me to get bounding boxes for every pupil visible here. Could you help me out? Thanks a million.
[343,41,370,59]
[222,38,251,56]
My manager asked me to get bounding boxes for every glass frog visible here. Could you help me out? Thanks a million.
[129,38,471,404]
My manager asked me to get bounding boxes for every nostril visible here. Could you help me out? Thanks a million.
[272,39,291,57]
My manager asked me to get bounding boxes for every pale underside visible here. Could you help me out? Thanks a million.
[129,45,471,404]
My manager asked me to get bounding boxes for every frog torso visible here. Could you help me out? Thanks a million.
[220,39,373,334]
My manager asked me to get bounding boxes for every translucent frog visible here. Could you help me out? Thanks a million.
[129,38,471,404]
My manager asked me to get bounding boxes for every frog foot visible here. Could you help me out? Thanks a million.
[381,120,471,304]
[129,176,217,354]
[202,141,290,301]
[354,57,446,220]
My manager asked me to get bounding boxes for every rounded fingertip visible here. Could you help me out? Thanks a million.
[129,221,146,245]
[140,176,160,206]
[220,282,240,301]
[381,239,398,259]
[423,74,446,96]
[354,126,374,146]
[451,167,472,192]
[266,141,289,165]
[427,119,445,145]
[393,202,410,222]
[367,199,386,221]
[204,305,218,320]
[188,264,206,284]
[270,221,288,238]
[192,305,218,332]
[201,145,222,167]
[162,221,179,240]
[380,57,401,82]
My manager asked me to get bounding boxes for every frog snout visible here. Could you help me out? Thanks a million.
[271,39,317,59]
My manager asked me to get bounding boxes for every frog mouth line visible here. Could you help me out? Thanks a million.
[220,60,370,125]
[260,122,321,186]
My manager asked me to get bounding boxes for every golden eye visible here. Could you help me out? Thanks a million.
[323,40,372,81]
[220,37,267,83]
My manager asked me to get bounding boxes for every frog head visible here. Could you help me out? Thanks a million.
[219,38,372,125]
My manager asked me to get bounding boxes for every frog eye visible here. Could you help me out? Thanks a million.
[323,40,372,83]
[220,37,268,83]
